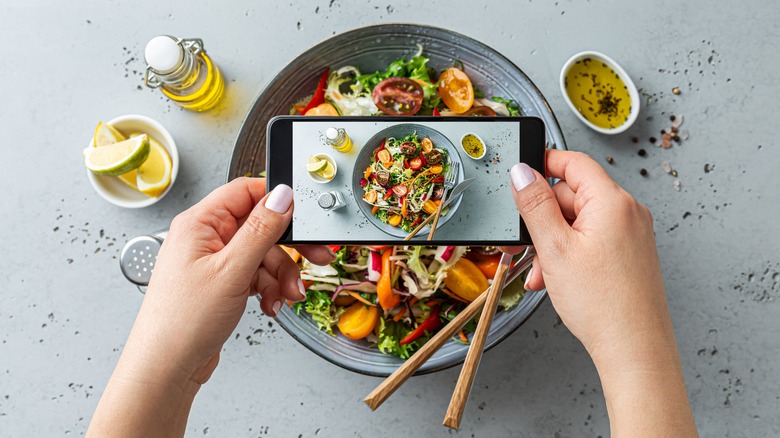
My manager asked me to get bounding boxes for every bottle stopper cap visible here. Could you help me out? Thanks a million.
[325,127,339,140]
[145,35,183,74]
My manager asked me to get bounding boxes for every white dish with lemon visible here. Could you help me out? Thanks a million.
[85,115,179,208]
[307,154,337,183]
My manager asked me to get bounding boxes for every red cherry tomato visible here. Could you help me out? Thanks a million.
[372,77,424,115]
[392,184,409,197]
[409,157,423,170]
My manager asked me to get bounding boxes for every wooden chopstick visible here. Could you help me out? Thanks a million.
[364,288,490,410]
[443,253,513,429]
[426,203,444,240]
[403,212,436,241]
[365,250,534,411]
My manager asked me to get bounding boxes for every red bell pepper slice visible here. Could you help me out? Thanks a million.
[301,68,330,114]
[433,108,441,116]
[400,306,441,345]
[419,151,427,167]
[374,139,386,161]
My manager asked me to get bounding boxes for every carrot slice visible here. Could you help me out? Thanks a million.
[372,205,380,215]
[458,330,469,343]
[346,290,376,307]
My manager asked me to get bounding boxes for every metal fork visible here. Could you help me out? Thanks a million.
[427,161,459,240]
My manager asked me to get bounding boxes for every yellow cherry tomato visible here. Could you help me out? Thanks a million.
[437,68,474,114]
[443,258,489,301]
[388,214,402,226]
[422,200,438,214]
[337,302,379,340]
[305,102,339,116]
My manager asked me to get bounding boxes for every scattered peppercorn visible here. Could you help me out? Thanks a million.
[606,156,614,164]
[638,149,646,157]
[670,115,676,121]
[649,136,657,143]
[672,87,681,95]
[640,168,648,176]
[631,136,639,143]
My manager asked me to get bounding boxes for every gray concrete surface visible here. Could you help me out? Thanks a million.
[1,0,778,436]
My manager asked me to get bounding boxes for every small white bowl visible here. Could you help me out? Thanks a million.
[559,51,640,135]
[460,132,487,160]
[307,153,337,184]
[86,114,179,208]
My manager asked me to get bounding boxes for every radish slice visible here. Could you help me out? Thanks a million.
[367,251,381,282]
[435,246,456,264]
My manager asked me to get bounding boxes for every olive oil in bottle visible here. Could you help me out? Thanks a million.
[144,36,225,112]
[325,127,353,152]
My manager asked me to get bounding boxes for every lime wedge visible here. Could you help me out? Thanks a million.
[136,136,172,197]
[319,161,335,179]
[93,122,126,147]
[306,159,328,173]
[85,135,150,176]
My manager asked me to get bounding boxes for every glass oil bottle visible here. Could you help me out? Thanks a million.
[143,36,225,112]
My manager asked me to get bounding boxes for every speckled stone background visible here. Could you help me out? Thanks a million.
[1,1,778,437]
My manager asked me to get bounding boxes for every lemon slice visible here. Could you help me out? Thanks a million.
[85,135,150,176]
[319,161,335,179]
[113,132,146,189]
[136,136,172,197]
[93,122,127,147]
[306,159,328,173]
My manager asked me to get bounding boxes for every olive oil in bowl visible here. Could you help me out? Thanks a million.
[560,51,639,134]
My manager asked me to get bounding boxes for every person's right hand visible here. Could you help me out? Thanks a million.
[505,149,665,356]
[504,149,697,437]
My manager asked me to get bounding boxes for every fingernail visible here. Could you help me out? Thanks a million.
[510,163,535,191]
[266,184,293,213]
[523,266,534,291]
[297,279,307,301]
[272,299,282,316]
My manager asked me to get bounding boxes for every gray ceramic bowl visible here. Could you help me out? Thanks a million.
[228,24,567,376]
[351,123,465,238]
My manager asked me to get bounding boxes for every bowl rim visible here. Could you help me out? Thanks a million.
[229,23,567,376]
[86,114,179,208]
[459,132,487,160]
[559,50,640,135]
[307,153,337,184]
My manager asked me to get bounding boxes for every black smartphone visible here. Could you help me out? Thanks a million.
[266,116,545,245]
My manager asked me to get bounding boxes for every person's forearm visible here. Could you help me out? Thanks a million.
[88,309,201,437]
[589,305,697,437]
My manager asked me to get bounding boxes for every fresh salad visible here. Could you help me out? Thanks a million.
[284,47,527,358]
[360,133,450,232]
[290,45,522,117]
[285,245,525,359]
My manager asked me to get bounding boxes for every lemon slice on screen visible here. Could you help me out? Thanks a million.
[93,122,127,147]
[136,136,172,197]
[85,135,150,176]
[319,162,335,179]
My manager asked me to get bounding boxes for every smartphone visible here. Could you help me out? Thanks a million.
[266,116,545,245]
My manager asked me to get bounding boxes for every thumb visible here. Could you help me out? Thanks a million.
[510,163,571,257]
[223,184,294,275]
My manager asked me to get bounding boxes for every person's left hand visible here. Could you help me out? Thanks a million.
[121,178,334,387]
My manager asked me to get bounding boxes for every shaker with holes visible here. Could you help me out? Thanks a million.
[119,230,167,293]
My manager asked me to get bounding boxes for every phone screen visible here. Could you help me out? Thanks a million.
[268,116,544,245]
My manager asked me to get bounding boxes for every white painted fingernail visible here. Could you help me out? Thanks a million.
[297,279,307,301]
[272,299,282,316]
[523,266,534,291]
[510,163,535,191]
[266,184,293,213]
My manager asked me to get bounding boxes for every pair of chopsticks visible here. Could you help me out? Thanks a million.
[403,200,445,241]
[365,248,536,429]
